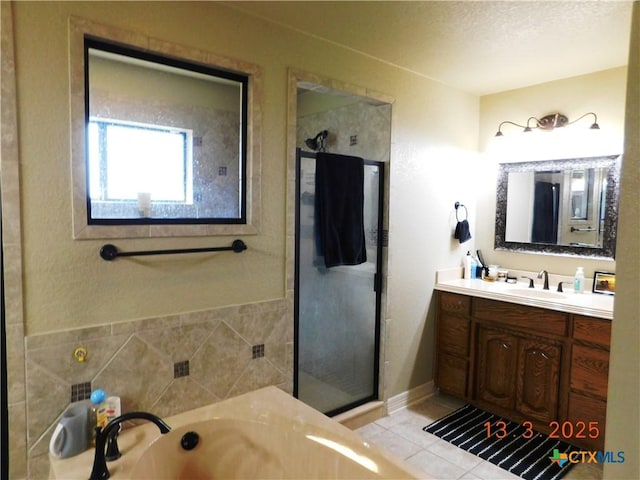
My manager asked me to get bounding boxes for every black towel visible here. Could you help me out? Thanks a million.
[531,181,560,243]
[454,219,472,243]
[315,152,366,268]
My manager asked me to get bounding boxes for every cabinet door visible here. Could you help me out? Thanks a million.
[436,353,468,397]
[567,392,606,451]
[516,339,561,423]
[438,313,470,356]
[570,344,610,400]
[477,328,518,409]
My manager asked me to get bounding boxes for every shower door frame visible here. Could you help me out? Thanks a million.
[293,148,385,416]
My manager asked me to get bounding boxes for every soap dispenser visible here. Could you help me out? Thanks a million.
[574,267,585,293]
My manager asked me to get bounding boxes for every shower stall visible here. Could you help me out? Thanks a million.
[294,148,384,415]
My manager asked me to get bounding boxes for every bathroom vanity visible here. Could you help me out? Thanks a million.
[434,275,612,451]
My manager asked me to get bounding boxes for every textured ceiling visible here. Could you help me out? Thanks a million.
[227,1,633,96]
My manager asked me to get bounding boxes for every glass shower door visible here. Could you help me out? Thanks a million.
[295,151,383,415]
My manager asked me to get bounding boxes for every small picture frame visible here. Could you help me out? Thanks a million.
[593,271,616,295]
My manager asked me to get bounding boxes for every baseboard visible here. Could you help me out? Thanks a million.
[386,381,435,416]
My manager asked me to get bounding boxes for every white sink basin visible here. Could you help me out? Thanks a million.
[507,288,568,300]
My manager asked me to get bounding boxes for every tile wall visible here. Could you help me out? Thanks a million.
[24,299,292,478]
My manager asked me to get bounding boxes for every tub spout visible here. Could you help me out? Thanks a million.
[89,411,171,480]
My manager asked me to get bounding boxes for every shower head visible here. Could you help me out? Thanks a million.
[305,130,328,151]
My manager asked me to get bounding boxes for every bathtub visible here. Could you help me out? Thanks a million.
[49,386,425,479]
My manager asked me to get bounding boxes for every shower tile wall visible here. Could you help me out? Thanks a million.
[23,298,292,479]
[297,97,392,162]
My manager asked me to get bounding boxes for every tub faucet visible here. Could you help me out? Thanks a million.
[89,411,171,480]
[538,270,550,290]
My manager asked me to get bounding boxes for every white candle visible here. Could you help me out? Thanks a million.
[137,192,151,217]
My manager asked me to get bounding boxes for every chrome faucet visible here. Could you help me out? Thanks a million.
[538,270,550,290]
[89,411,171,480]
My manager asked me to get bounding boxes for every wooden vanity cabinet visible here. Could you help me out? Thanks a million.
[435,292,611,448]
[434,292,471,398]
[473,299,565,425]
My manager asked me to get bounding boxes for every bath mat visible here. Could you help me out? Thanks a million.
[423,404,579,480]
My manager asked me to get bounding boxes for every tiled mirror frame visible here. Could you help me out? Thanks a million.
[68,16,263,239]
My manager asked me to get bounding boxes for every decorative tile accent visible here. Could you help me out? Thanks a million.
[174,360,190,378]
[70,381,92,402]
[252,344,265,359]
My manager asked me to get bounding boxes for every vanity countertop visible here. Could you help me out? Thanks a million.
[435,275,614,320]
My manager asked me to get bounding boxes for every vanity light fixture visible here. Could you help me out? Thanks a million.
[494,112,600,137]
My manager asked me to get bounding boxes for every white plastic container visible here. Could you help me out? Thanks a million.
[105,396,121,423]
[463,252,473,279]
[574,267,585,293]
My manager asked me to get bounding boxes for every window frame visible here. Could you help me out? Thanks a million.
[69,17,262,239]
[88,118,192,205]
[84,36,248,227]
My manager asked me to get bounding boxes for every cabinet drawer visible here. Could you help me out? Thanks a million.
[438,313,470,356]
[436,353,468,397]
[567,392,606,450]
[472,298,568,336]
[573,316,611,348]
[570,344,610,399]
[439,292,470,315]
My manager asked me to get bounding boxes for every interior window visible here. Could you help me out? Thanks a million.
[70,18,262,238]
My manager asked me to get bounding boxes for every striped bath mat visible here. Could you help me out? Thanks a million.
[423,404,579,480]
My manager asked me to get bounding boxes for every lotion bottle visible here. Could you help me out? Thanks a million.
[574,267,584,293]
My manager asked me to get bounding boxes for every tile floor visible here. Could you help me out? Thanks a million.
[355,393,603,480]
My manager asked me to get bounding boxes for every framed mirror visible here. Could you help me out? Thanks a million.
[69,17,262,239]
[495,155,621,258]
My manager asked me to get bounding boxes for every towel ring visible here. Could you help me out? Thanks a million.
[454,201,468,222]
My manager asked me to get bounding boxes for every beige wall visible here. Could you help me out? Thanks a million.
[11,1,475,335]
[6,2,478,477]
[14,2,284,335]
